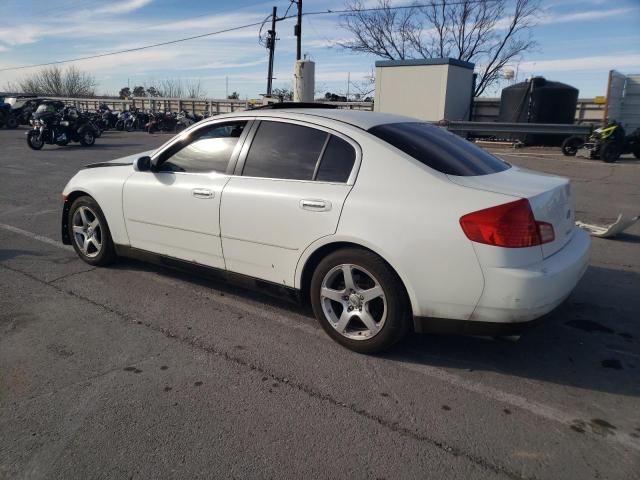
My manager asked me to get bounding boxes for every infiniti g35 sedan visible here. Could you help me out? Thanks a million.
[61,107,590,353]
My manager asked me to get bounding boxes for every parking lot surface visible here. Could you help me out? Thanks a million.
[1,127,639,479]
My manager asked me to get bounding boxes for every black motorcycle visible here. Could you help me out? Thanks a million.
[0,103,18,129]
[26,104,96,150]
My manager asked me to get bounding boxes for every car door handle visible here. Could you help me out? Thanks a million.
[192,188,214,199]
[300,199,331,212]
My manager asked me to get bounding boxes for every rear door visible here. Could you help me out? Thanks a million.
[220,119,360,286]
[122,120,250,268]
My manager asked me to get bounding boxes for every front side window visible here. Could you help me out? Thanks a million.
[242,121,328,180]
[368,122,510,176]
[159,121,246,173]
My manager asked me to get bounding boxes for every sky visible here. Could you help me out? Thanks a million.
[0,0,639,99]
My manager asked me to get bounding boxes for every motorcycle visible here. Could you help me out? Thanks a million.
[115,110,133,131]
[175,109,203,132]
[26,104,96,150]
[0,103,19,129]
[146,111,177,134]
[125,108,150,132]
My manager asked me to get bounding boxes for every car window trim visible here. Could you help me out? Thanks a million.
[150,117,256,175]
[311,133,331,181]
[233,117,362,185]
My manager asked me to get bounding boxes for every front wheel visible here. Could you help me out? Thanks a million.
[115,120,124,131]
[27,130,44,150]
[561,136,584,156]
[310,248,410,353]
[80,129,95,146]
[68,197,116,266]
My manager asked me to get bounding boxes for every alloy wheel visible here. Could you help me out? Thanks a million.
[72,206,103,258]
[320,264,387,340]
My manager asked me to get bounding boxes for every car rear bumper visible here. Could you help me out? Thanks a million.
[473,227,590,323]
[414,228,590,333]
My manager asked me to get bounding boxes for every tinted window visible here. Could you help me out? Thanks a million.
[243,121,328,180]
[315,135,356,183]
[159,122,246,173]
[368,122,510,176]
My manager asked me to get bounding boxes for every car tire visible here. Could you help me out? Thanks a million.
[561,136,584,156]
[68,196,116,266]
[6,115,18,129]
[633,149,640,159]
[26,130,45,150]
[80,130,95,146]
[600,142,620,163]
[310,248,411,353]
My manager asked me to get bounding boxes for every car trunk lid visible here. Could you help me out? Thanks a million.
[448,166,575,258]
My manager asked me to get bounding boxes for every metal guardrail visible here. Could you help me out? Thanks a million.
[440,121,592,136]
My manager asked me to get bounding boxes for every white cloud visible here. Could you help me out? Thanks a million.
[516,54,640,73]
[538,7,636,25]
[94,0,154,16]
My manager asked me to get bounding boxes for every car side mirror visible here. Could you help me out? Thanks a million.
[135,155,152,172]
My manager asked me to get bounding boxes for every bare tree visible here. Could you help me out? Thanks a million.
[150,79,207,99]
[185,79,207,99]
[349,69,376,100]
[7,65,97,97]
[339,0,538,96]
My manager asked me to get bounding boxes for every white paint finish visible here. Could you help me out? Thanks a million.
[62,165,134,246]
[220,176,351,285]
[123,171,229,268]
[61,109,591,328]
[472,228,590,322]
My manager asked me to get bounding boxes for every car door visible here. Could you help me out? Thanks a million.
[122,120,251,269]
[220,119,360,286]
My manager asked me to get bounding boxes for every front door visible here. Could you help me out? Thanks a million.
[123,120,249,269]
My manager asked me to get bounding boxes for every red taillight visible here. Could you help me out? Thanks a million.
[459,199,555,248]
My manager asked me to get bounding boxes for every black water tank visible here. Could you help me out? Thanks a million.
[498,77,579,145]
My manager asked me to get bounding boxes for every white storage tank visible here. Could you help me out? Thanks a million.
[374,58,475,121]
[293,59,315,102]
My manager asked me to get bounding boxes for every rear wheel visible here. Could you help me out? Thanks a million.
[5,115,18,129]
[633,149,640,159]
[310,248,410,353]
[68,197,116,266]
[600,142,621,163]
[561,136,584,156]
[80,130,95,146]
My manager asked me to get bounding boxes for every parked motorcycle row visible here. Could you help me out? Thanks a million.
[2,97,211,150]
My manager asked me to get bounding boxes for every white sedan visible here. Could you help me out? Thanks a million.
[61,107,590,353]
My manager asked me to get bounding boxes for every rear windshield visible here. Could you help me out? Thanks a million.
[368,122,510,176]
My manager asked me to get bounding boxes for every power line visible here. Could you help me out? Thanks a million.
[0,1,496,72]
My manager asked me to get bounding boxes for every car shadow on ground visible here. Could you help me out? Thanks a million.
[385,265,640,398]
[110,259,639,398]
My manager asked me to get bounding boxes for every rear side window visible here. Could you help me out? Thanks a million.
[315,136,356,183]
[368,122,510,176]
[243,121,328,180]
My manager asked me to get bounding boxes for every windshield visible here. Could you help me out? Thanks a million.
[368,122,510,176]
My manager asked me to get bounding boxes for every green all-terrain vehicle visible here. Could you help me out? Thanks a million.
[561,121,640,163]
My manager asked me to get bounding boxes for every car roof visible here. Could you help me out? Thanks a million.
[230,108,419,131]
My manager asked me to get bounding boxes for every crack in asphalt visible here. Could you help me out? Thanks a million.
[0,262,535,480]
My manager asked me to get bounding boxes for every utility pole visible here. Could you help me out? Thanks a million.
[266,6,277,96]
[295,0,302,61]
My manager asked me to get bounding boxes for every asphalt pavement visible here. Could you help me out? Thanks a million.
[1,127,639,479]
